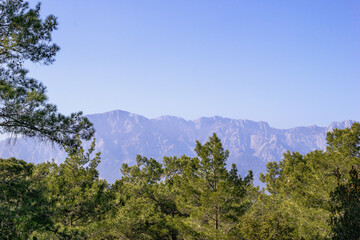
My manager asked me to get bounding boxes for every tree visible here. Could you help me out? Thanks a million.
[258,123,360,240]
[0,157,52,239]
[168,133,254,239]
[109,155,181,240]
[32,140,112,239]
[259,150,334,239]
[326,122,360,172]
[0,0,94,149]
[0,140,113,240]
[237,193,294,240]
[105,134,256,240]
[330,166,360,240]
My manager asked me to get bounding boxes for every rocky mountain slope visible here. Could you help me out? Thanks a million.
[0,110,355,184]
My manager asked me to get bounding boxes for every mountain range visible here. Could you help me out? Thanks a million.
[0,110,355,184]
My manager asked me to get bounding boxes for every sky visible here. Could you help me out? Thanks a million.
[26,0,360,129]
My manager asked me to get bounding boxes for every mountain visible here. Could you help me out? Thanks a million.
[0,110,355,184]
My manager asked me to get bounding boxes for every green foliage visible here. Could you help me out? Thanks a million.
[0,140,113,239]
[0,0,59,65]
[259,151,333,239]
[326,122,360,173]
[166,133,255,239]
[0,157,51,239]
[238,194,294,240]
[330,166,360,240]
[34,140,112,239]
[0,0,94,149]
[95,134,256,240]
[258,123,360,240]
[109,155,181,240]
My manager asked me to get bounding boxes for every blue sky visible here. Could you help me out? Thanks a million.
[27,0,360,129]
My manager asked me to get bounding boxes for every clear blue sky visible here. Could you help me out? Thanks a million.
[27,0,360,129]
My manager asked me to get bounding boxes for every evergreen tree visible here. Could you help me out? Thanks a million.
[237,193,294,240]
[106,134,256,240]
[259,150,334,239]
[168,133,254,239]
[109,155,180,240]
[32,140,112,239]
[0,157,51,239]
[330,166,360,240]
[258,123,360,239]
[0,0,94,149]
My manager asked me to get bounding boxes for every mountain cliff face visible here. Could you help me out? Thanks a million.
[0,110,355,184]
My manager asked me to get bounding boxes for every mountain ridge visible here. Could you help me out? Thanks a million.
[0,110,356,184]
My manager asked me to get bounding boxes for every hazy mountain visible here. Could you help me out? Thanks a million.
[0,110,355,184]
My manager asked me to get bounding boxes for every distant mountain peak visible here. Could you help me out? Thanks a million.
[0,110,357,184]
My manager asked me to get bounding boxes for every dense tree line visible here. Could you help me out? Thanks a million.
[1,123,360,239]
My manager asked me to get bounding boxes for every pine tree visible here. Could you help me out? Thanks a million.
[0,0,94,149]
[0,157,52,239]
[33,140,112,239]
[258,123,360,239]
[330,166,360,240]
[169,133,254,239]
[110,155,180,239]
